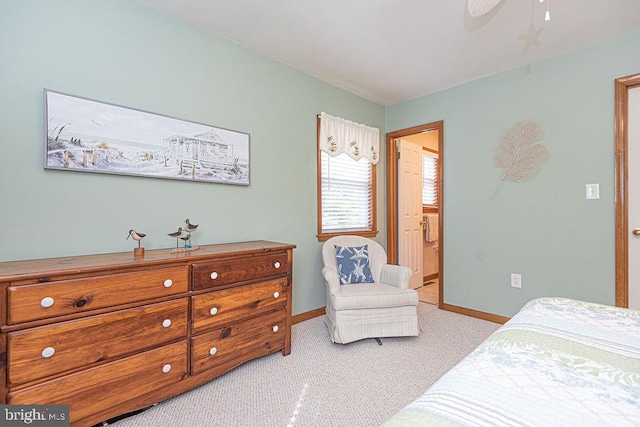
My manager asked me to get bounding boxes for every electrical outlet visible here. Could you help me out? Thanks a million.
[511,273,522,288]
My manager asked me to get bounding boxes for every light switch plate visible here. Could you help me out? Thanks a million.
[586,183,599,200]
[510,273,522,288]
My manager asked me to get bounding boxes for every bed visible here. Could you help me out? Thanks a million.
[383,297,640,426]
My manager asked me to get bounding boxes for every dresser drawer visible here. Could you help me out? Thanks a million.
[8,340,187,425]
[191,309,286,375]
[7,266,189,324]
[8,299,188,385]
[191,278,287,333]
[192,252,289,290]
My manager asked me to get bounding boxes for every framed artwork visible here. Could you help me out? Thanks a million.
[44,89,250,185]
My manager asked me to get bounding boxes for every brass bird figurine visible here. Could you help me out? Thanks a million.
[127,229,146,248]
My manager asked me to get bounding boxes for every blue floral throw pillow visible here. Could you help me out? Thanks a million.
[334,244,374,285]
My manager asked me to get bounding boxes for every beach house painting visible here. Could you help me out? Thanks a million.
[44,90,250,185]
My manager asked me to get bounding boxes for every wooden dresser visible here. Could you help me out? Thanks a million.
[0,240,295,426]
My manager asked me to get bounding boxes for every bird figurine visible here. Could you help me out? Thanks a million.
[127,229,146,248]
[168,227,183,249]
[184,219,198,233]
[184,219,199,248]
[180,235,190,248]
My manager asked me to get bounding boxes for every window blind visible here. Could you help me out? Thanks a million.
[422,153,438,206]
[320,151,373,233]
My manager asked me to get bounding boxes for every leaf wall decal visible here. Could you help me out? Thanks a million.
[467,0,503,17]
[490,119,549,199]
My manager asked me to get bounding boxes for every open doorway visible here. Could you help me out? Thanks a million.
[386,121,443,307]
[615,73,640,309]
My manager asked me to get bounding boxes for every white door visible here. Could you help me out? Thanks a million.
[398,139,424,289]
[628,86,640,309]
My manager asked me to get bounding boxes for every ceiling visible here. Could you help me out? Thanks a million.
[138,0,640,106]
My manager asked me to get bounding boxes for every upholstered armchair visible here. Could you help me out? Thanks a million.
[321,235,419,344]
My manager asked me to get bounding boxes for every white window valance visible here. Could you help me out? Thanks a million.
[319,112,380,165]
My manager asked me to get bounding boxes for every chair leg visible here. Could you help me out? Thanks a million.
[375,338,382,345]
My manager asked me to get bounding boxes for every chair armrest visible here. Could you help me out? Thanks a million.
[380,264,412,289]
[322,267,341,294]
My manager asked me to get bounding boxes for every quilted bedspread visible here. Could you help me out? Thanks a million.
[382,297,640,426]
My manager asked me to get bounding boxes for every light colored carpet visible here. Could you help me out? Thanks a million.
[110,303,500,427]
[417,283,438,305]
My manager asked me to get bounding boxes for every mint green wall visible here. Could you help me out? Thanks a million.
[4,1,638,320]
[0,0,385,316]
[387,31,640,317]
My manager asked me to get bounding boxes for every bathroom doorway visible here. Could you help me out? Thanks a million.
[386,121,443,307]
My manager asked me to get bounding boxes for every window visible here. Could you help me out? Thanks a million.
[422,152,438,206]
[317,113,378,241]
[319,152,376,237]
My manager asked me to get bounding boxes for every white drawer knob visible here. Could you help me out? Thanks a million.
[210,272,218,280]
[274,262,281,269]
[163,279,173,288]
[162,364,172,373]
[272,325,279,333]
[40,297,54,308]
[209,347,218,356]
[42,347,55,358]
[162,319,172,328]
[273,292,280,299]
[210,307,218,316]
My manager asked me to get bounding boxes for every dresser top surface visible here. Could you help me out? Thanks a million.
[0,240,296,282]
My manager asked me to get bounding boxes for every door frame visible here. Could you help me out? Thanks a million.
[615,73,640,308]
[386,121,444,306]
